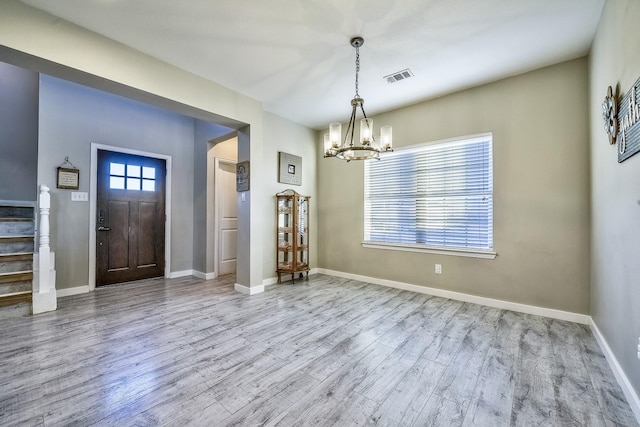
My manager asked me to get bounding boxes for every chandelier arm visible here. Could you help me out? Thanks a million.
[359,103,369,119]
[345,104,357,147]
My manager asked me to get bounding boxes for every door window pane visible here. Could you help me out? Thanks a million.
[142,179,155,192]
[127,165,141,178]
[110,176,125,190]
[142,167,155,179]
[110,163,125,176]
[127,178,141,191]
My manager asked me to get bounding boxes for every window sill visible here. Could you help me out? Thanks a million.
[361,241,497,259]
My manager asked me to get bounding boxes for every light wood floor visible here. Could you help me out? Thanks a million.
[0,274,637,426]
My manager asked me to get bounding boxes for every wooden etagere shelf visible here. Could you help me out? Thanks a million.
[276,189,310,284]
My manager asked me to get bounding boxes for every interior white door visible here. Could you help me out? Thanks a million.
[218,161,237,275]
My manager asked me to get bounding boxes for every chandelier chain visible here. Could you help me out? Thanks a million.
[354,45,360,97]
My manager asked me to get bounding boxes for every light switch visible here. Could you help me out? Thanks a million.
[71,192,88,202]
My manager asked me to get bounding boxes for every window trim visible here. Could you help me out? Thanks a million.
[361,241,497,259]
[363,132,495,259]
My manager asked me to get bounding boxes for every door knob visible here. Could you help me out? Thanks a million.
[97,226,111,231]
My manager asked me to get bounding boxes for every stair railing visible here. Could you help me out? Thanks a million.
[32,184,57,314]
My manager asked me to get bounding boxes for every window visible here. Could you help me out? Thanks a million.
[109,162,156,191]
[364,133,494,257]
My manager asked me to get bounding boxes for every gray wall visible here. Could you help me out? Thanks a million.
[0,61,38,201]
[590,0,640,398]
[38,75,196,289]
[318,57,591,314]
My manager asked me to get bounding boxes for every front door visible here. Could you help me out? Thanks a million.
[96,150,166,286]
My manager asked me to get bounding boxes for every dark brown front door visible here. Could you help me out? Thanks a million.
[96,150,166,286]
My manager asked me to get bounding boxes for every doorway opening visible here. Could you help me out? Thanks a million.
[207,136,238,278]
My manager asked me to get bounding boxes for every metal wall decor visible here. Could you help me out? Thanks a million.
[616,77,640,162]
[602,86,617,145]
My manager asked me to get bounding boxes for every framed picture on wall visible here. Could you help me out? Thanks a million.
[56,167,80,190]
[278,152,302,186]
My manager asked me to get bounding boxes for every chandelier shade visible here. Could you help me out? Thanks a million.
[324,37,393,162]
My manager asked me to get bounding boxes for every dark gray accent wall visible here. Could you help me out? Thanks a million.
[0,61,38,201]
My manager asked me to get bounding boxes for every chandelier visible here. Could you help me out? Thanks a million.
[324,37,393,161]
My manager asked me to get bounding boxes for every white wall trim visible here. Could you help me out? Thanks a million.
[590,319,640,423]
[316,268,590,324]
[261,268,319,287]
[262,277,278,287]
[168,270,194,279]
[57,286,90,298]
[193,270,216,280]
[234,283,264,295]
[89,143,172,291]
[362,242,497,259]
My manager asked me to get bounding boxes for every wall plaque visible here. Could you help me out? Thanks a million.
[236,161,250,192]
[617,77,640,162]
[57,167,79,190]
[56,157,80,190]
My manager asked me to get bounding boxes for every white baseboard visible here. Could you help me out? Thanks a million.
[193,271,217,280]
[262,268,319,287]
[262,277,278,287]
[316,268,590,325]
[234,283,265,295]
[168,270,195,279]
[56,285,90,298]
[590,319,640,423]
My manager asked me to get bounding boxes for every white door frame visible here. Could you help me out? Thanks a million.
[89,143,172,291]
[214,157,236,278]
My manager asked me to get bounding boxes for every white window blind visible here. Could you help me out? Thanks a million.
[364,133,493,251]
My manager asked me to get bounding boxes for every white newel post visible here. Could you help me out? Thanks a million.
[32,185,57,314]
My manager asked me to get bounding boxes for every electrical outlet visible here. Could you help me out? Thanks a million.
[435,264,442,274]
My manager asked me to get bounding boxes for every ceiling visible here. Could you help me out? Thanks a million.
[20,0,605,130]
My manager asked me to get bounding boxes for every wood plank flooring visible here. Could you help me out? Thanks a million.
[0,274,637,426]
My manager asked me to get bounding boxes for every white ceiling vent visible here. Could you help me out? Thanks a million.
[384,68,414,84]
